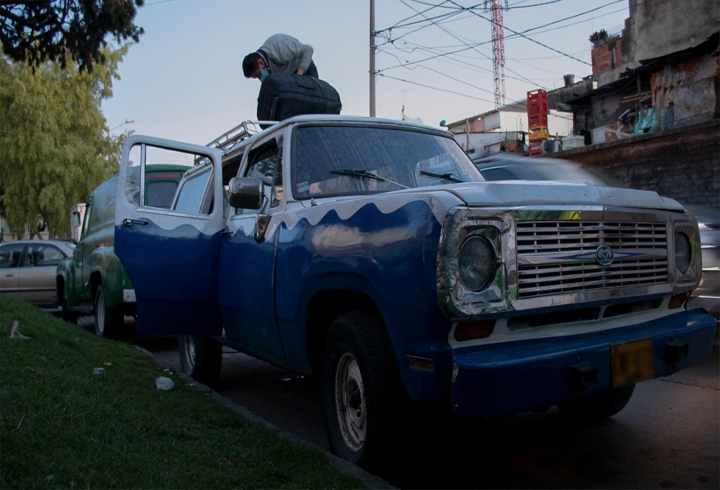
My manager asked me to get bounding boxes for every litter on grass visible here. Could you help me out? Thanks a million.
[93,368,106,376]
[10,321,30,339]
[155,376,174,391]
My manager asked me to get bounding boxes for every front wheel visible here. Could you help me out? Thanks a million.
[179,335,222,387]
[94,285,123,339]
[321,310,403,471]
[558,384,636,422]
[61,297,78,324]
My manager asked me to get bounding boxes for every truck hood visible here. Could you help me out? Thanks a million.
[436,181,685,212]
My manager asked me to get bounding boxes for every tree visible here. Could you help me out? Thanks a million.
[0,0,143,71]
[0,46,127,237]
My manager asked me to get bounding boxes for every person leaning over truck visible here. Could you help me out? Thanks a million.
[242,33,318,81]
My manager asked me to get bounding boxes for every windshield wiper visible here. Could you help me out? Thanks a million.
[330,169,409,189]
[419,170,465,183]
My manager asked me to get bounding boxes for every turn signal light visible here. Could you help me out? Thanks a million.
[454,320,495,341]
[668,293,689,310]
[405,355,435,372]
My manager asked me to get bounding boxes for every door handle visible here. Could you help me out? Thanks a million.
[123,218,149,226]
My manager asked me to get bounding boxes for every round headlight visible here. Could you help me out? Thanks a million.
[458,236,495,291]
[674,232,691,273]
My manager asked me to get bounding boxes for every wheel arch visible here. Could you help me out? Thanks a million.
[56,258,77,307]
[89,246,129,309]
[305,288,385,378]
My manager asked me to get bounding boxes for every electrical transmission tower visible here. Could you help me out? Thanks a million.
[485,0,508,108]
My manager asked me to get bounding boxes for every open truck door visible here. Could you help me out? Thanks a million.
[115,135,225,335]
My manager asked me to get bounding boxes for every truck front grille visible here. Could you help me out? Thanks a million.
[516,221,668,298]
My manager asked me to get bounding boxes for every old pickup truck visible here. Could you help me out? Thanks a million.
[57,164,188,336]
[113,115,716,470]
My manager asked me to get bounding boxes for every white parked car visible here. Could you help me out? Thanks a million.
[0,239,76,310]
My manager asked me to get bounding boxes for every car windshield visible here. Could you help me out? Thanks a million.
[477,158,617,187]
[293,125,483,198]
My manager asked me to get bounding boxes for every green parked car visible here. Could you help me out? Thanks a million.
[56,164,189,337]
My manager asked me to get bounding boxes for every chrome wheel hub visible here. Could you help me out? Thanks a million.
[334,352,366,453]
[183,336,197,370]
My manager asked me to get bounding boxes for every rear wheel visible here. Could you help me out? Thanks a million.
[179,335,222,387]
[93,285,123,339]
[558,384,636,422]
[321,310,403,471]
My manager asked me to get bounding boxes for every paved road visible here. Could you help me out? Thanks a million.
[131,332,719,489]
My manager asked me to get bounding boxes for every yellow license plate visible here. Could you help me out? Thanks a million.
[611,339,655,388]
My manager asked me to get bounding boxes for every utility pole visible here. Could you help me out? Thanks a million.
[369,0,376,117]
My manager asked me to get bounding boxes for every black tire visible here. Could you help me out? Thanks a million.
[558,384,636,422]
[93,285,123,339]
[179,335,222,386]
[321,310,403,471]
[61,298,78,324]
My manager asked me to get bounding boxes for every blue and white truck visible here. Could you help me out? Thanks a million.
[114,115,716,470]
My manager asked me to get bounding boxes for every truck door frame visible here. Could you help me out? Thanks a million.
[114,135,225,335]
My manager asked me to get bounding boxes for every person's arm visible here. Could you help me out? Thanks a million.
[294,42,313,75]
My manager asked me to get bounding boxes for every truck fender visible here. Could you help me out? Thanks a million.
[88,246,133,309]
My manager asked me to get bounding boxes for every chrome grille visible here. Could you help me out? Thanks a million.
[517,221,668,298]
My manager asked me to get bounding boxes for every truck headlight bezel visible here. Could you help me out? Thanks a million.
[674,232,691,273]
[671,220,701,285]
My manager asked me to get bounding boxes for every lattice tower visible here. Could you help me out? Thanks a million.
[485,0,508,108]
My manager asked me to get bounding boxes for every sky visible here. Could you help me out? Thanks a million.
[101,0,629,145]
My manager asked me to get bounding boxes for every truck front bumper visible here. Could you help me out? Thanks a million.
[451,309,717,418]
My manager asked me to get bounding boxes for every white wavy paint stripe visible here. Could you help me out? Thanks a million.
[227,192,461,239]
[115,205,223,236]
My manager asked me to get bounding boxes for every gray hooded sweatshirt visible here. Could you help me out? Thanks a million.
[257,34,314,75]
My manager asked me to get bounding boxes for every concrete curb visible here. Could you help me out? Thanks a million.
[135,345,395,490]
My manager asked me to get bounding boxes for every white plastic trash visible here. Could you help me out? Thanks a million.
[155,376,174,391]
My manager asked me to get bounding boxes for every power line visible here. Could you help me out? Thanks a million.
[379,0,625,73]
[375,0,633,122]
[377,1,471,33]
[378,73,498,103]
[397,0,493,62]
[444,0,590,65]
[507,0,562,8]
[514,0,624,36]
[378,41,547,89]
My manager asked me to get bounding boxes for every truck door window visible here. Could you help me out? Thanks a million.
[146,181,180,208]
[80,201,92,239]
[173,165,214,215]
[125,144,193,209]
[84,201,99,235]
[241,141,281,214]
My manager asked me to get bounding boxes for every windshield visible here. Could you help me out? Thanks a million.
[293,125,483,199]
[477,158,617,187]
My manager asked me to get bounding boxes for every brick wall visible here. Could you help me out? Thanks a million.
[553,120,719,209]
[591,39,623,74]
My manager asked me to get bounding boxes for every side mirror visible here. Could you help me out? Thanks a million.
[71,211,81,228]
[228,177,264,210]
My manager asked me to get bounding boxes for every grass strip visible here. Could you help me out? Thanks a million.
[0,295,360,489]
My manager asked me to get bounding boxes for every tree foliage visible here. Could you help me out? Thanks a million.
[0,46,127,237]
[0,0,143,71]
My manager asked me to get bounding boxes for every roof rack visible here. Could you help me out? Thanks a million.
[205,120,278,154]
[193,120,277,165]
